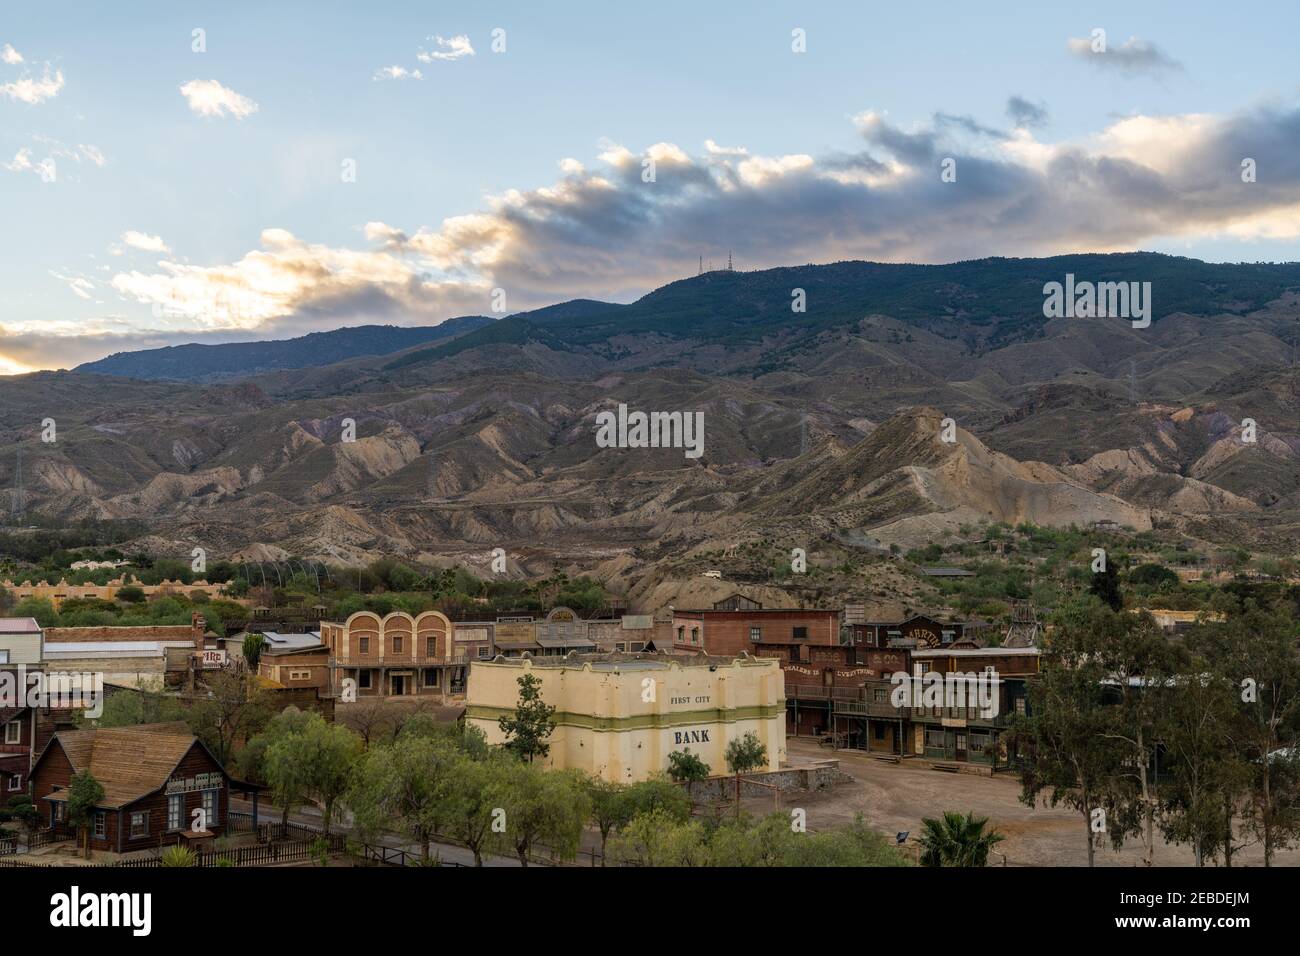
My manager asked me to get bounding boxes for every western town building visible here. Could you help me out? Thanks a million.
[671,596,841,658]
[29,722,261,853]
[466,653,786,783]
[320,610,467,699]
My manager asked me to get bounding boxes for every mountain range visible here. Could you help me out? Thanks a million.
[8,252,1300,608]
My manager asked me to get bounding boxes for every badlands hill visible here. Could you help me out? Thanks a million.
[1,253,1297,594]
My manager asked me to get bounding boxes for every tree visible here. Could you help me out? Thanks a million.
[1014,603,1127,866]
[917,811,1005,867]
[1089,563,1123,611]
[266,715,361,836]
[242,632,267,671]
[497,672,555,763]
[496,763,590,866]
[0,794,41,846]
[347,732,459,864]
[335,697,403,749]
[586,778,633,866]
[1097,610,1185,866]
[1159,666,1242,866]
[442,753,511,866]
[666,749,711,801]
[1193,607,1300,866]
[116,585,146,604]
[185,669,272,765]
[96,686,187,728]
[66,771,105,859]
[625,774,692,822]
[239,706,316,826]
[608,807,709,867]
[723,732,768,816]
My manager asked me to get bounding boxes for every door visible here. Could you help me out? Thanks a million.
[955,732,967,761]
[391,675,405,696]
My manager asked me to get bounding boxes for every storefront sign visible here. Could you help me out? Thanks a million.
[165,772,223,795]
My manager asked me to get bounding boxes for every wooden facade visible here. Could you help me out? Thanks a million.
[29,723,246,853]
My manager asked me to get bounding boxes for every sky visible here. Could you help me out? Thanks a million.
[3,0,1300,373]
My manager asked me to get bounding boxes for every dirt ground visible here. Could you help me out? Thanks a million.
[780,737,1299,867]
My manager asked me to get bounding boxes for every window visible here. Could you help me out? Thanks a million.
[392,635,403,654]
[359,636,370,654]
[4,720,19,744]
[792,626,808,640]
[53,801,66,822]
[1014,697,1027,715]
[423,668,439,688]
[630,642,645,652]
[426,636,437,656]
[749,627,762,642]
[289,669,311,681]
[477,646,490,659]
[691,628,700,644]
[94,811,106,838]
[358,670,372,689]
[0,650,8,664]
[676,626,685,642]
[925,729,946,750]
[873,688,889,704]
[7,773,21,791]
[202,789,219,826]
[614,643,626,652]
[167,794,183,831]
[130,811,148,838]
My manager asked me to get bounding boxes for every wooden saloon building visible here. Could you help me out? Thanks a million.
[29,722,262,853]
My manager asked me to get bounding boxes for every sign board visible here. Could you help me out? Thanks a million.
[165,772,223,795]
[201,649,227,669]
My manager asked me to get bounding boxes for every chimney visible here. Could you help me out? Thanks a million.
[191,611,207,655]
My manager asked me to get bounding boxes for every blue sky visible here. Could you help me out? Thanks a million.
[3,0,1300,372]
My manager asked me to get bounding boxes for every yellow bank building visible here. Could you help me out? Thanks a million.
[466,653,786,783]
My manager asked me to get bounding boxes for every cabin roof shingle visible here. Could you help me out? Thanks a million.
[38,722,211,809]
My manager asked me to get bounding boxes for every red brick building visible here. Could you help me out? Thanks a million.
[671,595,840,657]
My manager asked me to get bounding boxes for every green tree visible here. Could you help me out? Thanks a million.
[186,669,272,765]
[917,811,1005,867]
[266,714,361,837]
[496,764,591,866]
[1089,562,1123,611]
[1014,603,1127,866]
[723,732,768,816]
[238,706,317,826]
[442,753,512,866]
[625,774,691,822]
[586,778,633,866]
[347,732,459,864]
[666,749,711,801]
[66,771,105,859]
[116,585,146,604]
[96,686,187,728]
[497,672,555,763]
[242,632,267,671]
[0,794,41,846]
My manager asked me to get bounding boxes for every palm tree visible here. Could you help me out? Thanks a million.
[917,811,1005,867]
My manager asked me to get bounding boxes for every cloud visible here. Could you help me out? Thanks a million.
[1,43,23,65]
[49,270,96,300]
[30,98,1296,359]
[1007,95,1048,129]
[179,79,258,119]
[373,64,422,81]
[3,147,55,180]
[120,231,170,253]
[0,63,64,104]
[1067,35,1182,75]
[418,35,475,62]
